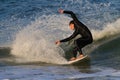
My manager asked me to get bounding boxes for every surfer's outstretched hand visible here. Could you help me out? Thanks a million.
[58,9,64,14]
[55,40,61,45]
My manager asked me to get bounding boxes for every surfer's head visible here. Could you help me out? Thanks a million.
[69,20,75,30]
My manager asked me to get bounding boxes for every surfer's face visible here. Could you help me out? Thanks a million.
[69,23,74,30]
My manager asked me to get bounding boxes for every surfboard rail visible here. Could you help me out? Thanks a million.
[63,55,89,65]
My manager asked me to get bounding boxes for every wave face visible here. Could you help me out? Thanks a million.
[91,36,120,69]
[0,0,120,64]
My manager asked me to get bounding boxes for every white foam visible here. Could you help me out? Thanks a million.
[92,18,120,40]
[11,15,72,64]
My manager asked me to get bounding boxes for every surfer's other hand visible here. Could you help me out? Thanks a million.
[58,9,64,14]
[55,40,61,45]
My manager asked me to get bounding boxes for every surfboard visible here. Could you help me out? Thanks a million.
[67,55,88,65]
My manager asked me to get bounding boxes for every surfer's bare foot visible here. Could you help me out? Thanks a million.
[77,54,84,59]
[70,57,76,61]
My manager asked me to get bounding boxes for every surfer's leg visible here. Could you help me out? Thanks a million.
[73,47,78,57]
[75,39,83,54]
[76,47,84,58]
[69,47,77,61]
[75,38,86,57]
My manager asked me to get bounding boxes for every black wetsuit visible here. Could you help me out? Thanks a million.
[60,11,93,57]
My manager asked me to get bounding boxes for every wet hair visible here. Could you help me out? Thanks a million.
[69,20,74,25]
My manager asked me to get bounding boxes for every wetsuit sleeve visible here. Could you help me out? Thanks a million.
[63,11,79,23]
[60,30,78,42]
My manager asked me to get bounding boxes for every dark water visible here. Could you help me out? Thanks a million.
[91,36,120,70]
[0,0,120,80]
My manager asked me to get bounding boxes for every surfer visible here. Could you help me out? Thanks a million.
[55,9,93,61]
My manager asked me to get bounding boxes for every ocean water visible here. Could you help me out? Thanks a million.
[0,0,120,80]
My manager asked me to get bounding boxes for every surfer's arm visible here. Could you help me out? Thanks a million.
[59,9,84,26]
[59,9,79,22]
[60,30,77,42]
[63,10,80,23]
